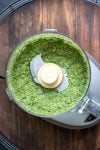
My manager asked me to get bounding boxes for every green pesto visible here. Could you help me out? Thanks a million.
[7,33,90,116]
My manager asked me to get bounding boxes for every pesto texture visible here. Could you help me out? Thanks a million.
[7,33,90,116]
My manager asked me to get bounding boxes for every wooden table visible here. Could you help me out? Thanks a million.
[0,0,100,150]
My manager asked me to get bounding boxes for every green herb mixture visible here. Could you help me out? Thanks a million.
[7,33,90,116]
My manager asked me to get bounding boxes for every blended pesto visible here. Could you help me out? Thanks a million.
[7,33,90,116]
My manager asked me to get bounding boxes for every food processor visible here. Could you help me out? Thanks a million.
[6,29,100,129]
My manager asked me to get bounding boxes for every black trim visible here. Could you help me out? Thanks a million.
[84,114,96,122]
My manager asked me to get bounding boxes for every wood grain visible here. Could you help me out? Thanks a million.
[0,0,100,150]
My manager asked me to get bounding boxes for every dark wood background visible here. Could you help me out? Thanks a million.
[0,0,100,150]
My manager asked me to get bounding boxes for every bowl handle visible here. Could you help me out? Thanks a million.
[78,95,100,118]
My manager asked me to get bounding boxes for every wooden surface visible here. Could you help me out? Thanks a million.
[0,0,100,150]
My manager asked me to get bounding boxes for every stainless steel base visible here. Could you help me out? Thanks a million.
[45,52,100,129]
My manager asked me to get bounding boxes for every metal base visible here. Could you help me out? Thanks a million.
[45,52,100,129]
[0,0,35,22]
[0,132,19,150]
[87,0,100,6]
